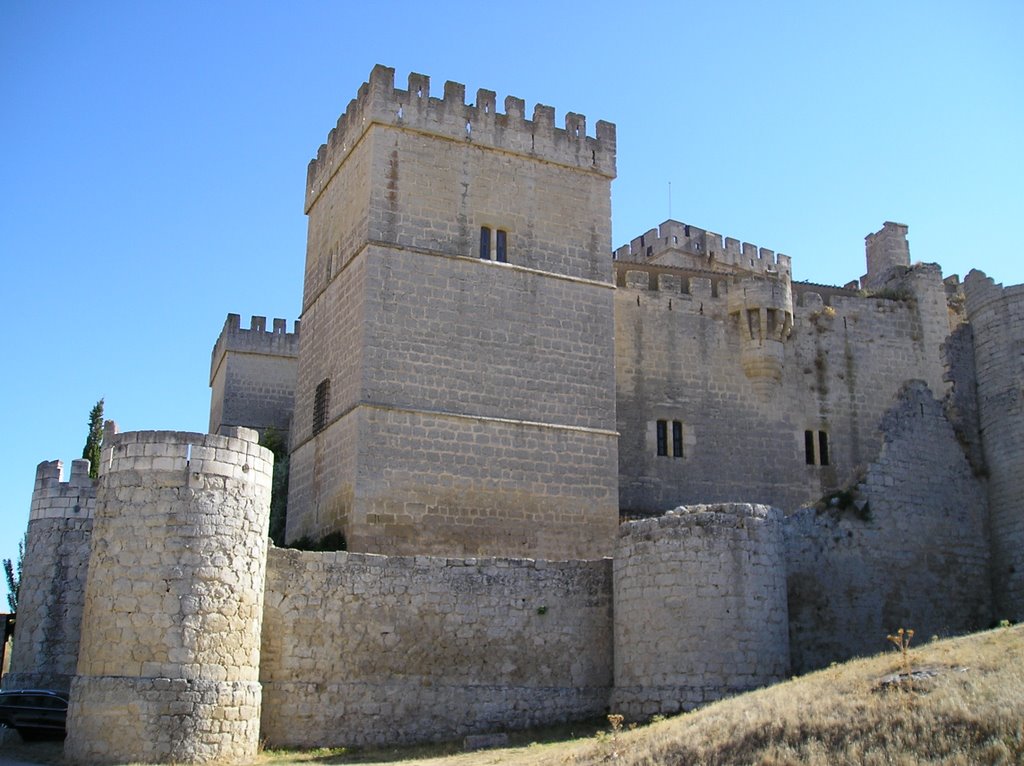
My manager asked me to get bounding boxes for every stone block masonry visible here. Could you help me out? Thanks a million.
[209,313,300,438]
[964,271,1024,619]
[5,459,96,692]
[785,381,991,673]
[611,504,789,719]
[289,65,618,557]
[65,429,272,765]
[259,548,612,748]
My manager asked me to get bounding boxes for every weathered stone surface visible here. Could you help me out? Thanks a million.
[65,429,272,765]
[611,504,789,718]
[258,548,612,748]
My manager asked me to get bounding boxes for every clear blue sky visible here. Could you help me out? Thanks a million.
[2,1,1021,603]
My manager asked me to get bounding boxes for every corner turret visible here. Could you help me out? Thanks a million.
[727,270,794,391]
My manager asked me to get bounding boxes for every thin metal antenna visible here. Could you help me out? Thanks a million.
[668,181,672,220]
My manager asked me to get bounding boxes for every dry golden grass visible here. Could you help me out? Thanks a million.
[4,625,1022,766]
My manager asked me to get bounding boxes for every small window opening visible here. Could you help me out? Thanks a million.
[646,245,653,257]
[804,430,815,465]
[656,420,668,457]
[818,431,830,466]
[479,226,508,262]
[672,421,683,458]
[466,120,472,135]
[313,379,331,436]
[496,229,507,263]
[684,225,691,236]
[480,227,491,260]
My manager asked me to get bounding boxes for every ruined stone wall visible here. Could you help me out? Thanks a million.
[785,381,990,673]
[610,504,789,719]
[615,263,952,515]
[964,270,1024,620]
[5,459,95,692]
[259,548,612,748]
[289,66,618,557]
[66,429,272,765]
[209,314,300,439]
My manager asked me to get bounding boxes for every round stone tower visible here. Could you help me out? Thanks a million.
[65,428,273,764]
[611,503,789,719]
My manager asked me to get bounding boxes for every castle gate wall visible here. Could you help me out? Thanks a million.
[610,504,789,719]
[65,429,273,765]
[5,459,95,692]
[964,271,1024,619]
[785,381,990,673]
[259,548,612,748]
[615,267,952,514]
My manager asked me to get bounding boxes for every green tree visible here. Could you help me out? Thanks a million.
[82,398,104,479]
[3,535,24,612]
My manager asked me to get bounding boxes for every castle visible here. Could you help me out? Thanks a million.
[5,65,1023,764]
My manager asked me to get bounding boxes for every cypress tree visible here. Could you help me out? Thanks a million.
[82,398,104,479]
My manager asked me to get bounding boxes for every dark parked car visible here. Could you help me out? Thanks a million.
[0,689,68,740]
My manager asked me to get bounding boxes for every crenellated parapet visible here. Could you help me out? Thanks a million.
[305,65,617,213]
[30,458,97,521]
[210,313,300,386]
[614,220,792,278]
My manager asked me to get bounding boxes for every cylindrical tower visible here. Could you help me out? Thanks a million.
[5,459,96,692]
[964,271,1024,620]
[65,428,272,764]
[611,504,789,719]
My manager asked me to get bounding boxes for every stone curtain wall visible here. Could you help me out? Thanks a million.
[615,264,953,516]
[5,459,95,692]
[611,504,789,719]
[259,548,612,748]
[66,429,272,765]
[785,381,990,673]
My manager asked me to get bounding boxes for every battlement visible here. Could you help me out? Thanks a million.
[963,269,1024,315]
[613,220,792,278]
[305,65,617,213]
[30,458,97,521]
[210,313,300,385]
[100,427,272,487]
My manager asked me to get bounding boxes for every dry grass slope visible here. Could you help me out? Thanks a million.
[570,624,1024,766]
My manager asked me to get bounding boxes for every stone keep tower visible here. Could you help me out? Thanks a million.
[65,429,272,765]
[287,65,619,559]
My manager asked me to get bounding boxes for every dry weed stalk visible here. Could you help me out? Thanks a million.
[886,627,915,691]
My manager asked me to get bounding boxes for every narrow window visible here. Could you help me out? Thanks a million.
[804,430,815,465]
[479,227,491,260]
[818,431,830,466]
[313,379,330,435]
[656,420,668,457]
[496,229,507,263]
[672,421,683,458]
